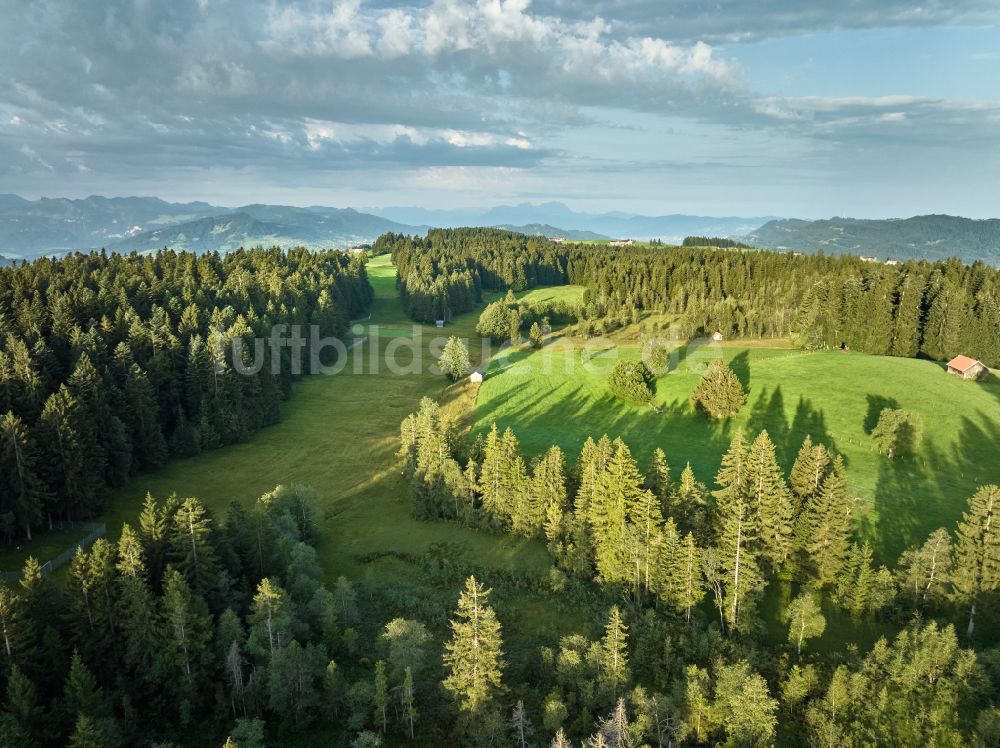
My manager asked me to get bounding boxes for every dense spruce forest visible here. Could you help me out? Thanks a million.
[377,228,1000,367]
[0,248,372,539]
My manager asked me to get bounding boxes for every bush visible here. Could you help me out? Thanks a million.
[608,361,655,404]
[690,361,747,419]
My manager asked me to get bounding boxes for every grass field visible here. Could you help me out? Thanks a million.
[474,339,1000,563]
[516,284,586,306]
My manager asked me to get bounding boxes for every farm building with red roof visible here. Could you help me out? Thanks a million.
[947,355,990,381]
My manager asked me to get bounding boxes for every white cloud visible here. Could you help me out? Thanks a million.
[376,9,416,59]
[261,0,737,88]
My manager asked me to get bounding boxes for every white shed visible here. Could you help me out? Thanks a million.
[469,370,485,383]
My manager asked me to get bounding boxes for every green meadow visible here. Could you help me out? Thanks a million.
[474,339,1000,563]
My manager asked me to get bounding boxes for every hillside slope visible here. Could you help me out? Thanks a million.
[748,214,1000,264]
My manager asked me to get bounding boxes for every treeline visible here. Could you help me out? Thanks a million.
[375,228,568,323]
[377,228,1000,366]
[0,248,372,538]
[681,236,754,249]
[399,398,1000,745]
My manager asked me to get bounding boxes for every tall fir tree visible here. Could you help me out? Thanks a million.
[798,456,856,585]
[0,412,46,539]
[713,432,763,632]
[598,606,630,699]
[443,576,505,713]
[745,431,794,568]
[952,485,1000,637]
[528,446,568,540]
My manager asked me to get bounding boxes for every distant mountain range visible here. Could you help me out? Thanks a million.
[0,195,423,258]
[371,202,774,243]
[747,215,1000,264]
[2,196,998,266]
[102,205,422,255]
[494,223,609,241]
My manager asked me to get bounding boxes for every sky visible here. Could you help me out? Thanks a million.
[1,0,1000,218]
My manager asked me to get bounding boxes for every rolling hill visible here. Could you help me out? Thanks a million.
[747,214,1000,264]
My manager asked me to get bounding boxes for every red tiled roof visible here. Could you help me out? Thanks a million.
[948,355,982,372]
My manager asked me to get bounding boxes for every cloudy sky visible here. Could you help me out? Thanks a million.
[2,0,1000,217]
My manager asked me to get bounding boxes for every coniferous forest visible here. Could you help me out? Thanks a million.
[379,228,1000,367]
[0,249,372,538]
[1,235,999,748]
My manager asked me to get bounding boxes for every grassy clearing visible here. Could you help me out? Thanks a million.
[474,339,1000,563]
[516,284,586,306]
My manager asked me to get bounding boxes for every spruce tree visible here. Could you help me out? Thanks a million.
[247,578,293,657]
[68,713,105,748]
[599,606,630,698]
[713,432,763,632]
[675,462,708,538]
[158,568,212,697]
[0,583,21,660]
[590,439,645,585]
[443,576,505,713]
[836,542,877,617]
[690,361,746,419]
[479,424,515,528]
[679,533,704,623]
[63,651,105,723]
[799,456,856,585]
[953,485,1000,637]
[890,273,923,358]
[0,412,45,540]
[789,436,830,503]
[529,322,544,349]
[38,385,98,520]
[529,446,567,540]
[169,497,220,597]
[745,430,794,568]
[644,448,674,515]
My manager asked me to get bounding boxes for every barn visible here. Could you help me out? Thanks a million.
[947,355,990,381]
[469,370,485,383]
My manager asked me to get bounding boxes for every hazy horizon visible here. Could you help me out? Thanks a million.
[3,2,1000,219]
